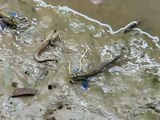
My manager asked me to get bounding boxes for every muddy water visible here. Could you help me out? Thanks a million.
[45,0,160,37]
[0,0,160,120]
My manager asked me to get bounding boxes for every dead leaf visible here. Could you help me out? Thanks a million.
[10,88,38,97]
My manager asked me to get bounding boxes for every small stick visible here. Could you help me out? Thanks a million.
[68,59,72,75]
[68,48,88,74]
[77,48,88,73]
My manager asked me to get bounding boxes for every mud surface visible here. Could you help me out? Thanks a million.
[0,0,160,120]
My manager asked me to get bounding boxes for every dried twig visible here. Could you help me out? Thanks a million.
[77,48,88,73]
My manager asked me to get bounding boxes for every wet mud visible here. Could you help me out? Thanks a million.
[0,0,160,120]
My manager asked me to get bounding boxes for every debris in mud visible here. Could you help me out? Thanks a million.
[81,79,89,90]
[10,88,38,97]
[129,97,160,119]
[0,19,7,29]
[0,10,18,29]
[0,9,28,30]
[143,100,160,113]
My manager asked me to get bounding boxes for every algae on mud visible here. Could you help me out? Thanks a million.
[0,0,160,120]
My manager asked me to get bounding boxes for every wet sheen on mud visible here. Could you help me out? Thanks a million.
[0,0,160,120]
